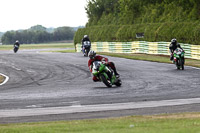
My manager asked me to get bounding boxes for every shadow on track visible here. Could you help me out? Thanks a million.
[93,86,121,90]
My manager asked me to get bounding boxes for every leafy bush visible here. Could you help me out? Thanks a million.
[75,0,200,45]
[74,22,200,45]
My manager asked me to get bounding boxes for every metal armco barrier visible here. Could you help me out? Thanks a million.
[76,41,200,60]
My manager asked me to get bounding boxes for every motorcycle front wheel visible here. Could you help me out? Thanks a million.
[176,59,180,70]
[115,78,122,87]
[14,48,18,53]
[85,48,90,57]
[100,74,112,88]
[180,58,184,70]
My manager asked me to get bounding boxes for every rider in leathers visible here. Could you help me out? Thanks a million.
[88,51,120,82]
[169,38,183,61]
[14,40,20,47]
[81,35,91,54]
[81,35,90,45]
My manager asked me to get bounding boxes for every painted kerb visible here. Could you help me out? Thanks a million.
[76,41,199,60]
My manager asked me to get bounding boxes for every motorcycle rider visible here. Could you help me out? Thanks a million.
[14,40,20,47]
[169,38,183,61]
[81,35,91,55]
[88,50,120,82]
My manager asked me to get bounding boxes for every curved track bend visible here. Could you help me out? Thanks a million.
[0,50,200,123]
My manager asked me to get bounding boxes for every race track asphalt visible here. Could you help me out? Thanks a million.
[0,49,200,123]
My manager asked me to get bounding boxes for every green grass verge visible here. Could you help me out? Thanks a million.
[49,49,76,53]
[0,43,75,50]
[98,52,200,68]
[1,113,200,133]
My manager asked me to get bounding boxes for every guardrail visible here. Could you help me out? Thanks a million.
[76,41,200,60]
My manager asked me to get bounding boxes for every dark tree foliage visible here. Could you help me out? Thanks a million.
[86,0,200,26]
[74,0,200,44]
[86,0,120,26]
[1,25,75,44]
[53,27,75,41]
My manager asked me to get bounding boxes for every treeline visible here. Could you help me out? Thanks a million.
[85,0,200,26]
[74,0,200,45]
[1,25,75,44]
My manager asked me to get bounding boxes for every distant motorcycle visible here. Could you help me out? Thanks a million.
[173,48,185,70]
[13,44,19,53]
[92,60,122,87]
[82,41,91,57]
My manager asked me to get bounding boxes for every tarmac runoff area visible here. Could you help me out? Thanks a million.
[1,98,200,118]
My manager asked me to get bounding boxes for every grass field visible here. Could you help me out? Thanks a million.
[47,49,76,53]
[0,43,75,50]
[0,113,200,133]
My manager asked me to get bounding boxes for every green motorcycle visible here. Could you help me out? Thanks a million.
[92,61,122,87]
[173,48,185,70]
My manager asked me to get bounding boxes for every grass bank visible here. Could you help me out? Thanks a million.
[1,113,200,133]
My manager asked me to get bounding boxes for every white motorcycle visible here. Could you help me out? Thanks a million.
[82,41,91,57]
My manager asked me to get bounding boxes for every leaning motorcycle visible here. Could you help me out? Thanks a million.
[82,41,91,57]
[13,44,19,53]
[92,60,122,87]
[173,48,185,70]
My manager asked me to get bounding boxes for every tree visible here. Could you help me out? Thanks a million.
[1,25,75,44]
[85,0,200,26]
[29,25,47,32]
[53,27,75,41]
